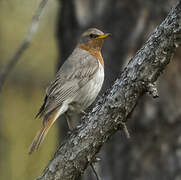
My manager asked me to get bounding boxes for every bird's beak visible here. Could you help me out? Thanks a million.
[96,33,111,39]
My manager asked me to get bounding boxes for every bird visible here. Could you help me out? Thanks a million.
[29,28,110,154]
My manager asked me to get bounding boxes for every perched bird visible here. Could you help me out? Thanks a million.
[29,28,110,154]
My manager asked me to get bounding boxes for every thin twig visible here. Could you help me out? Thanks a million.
[90,163,101,180]
[0,0,49,93]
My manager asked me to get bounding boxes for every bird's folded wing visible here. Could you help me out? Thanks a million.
[37,48,99,118]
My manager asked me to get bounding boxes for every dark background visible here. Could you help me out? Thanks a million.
[1,0,181,179]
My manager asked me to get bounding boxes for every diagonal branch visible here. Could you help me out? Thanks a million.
[36,1,181,180]
[0,0,49,93]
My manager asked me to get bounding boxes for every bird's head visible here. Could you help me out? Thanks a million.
[78,28,110,51]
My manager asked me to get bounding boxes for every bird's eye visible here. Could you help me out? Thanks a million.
[89,34,98,38]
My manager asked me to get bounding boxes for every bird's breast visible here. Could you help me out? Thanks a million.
[74,61,104,109]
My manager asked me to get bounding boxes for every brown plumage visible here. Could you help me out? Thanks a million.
[78,44,104,67]
[29,109,59,154]
[29,28,110,154]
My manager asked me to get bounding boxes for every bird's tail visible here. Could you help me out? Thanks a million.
[29,110,59,154]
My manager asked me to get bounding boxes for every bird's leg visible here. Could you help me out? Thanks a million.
[79,109,87,115]
[74,104,87,115]
[65,113,73,133]
[69,103,87,115]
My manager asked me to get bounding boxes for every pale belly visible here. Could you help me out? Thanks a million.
[74,63,104,110]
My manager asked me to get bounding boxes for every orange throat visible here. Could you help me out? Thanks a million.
[78,44,104,67]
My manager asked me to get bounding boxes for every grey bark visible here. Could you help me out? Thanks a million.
[36,1,181,180]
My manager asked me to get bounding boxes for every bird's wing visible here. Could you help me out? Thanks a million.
[36,48,99,118]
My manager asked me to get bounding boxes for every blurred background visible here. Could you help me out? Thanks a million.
[1,0,181,180]
[0,0,59,179]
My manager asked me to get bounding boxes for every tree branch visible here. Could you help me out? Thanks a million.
[36,1,181,180]
[0,0,49,93]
